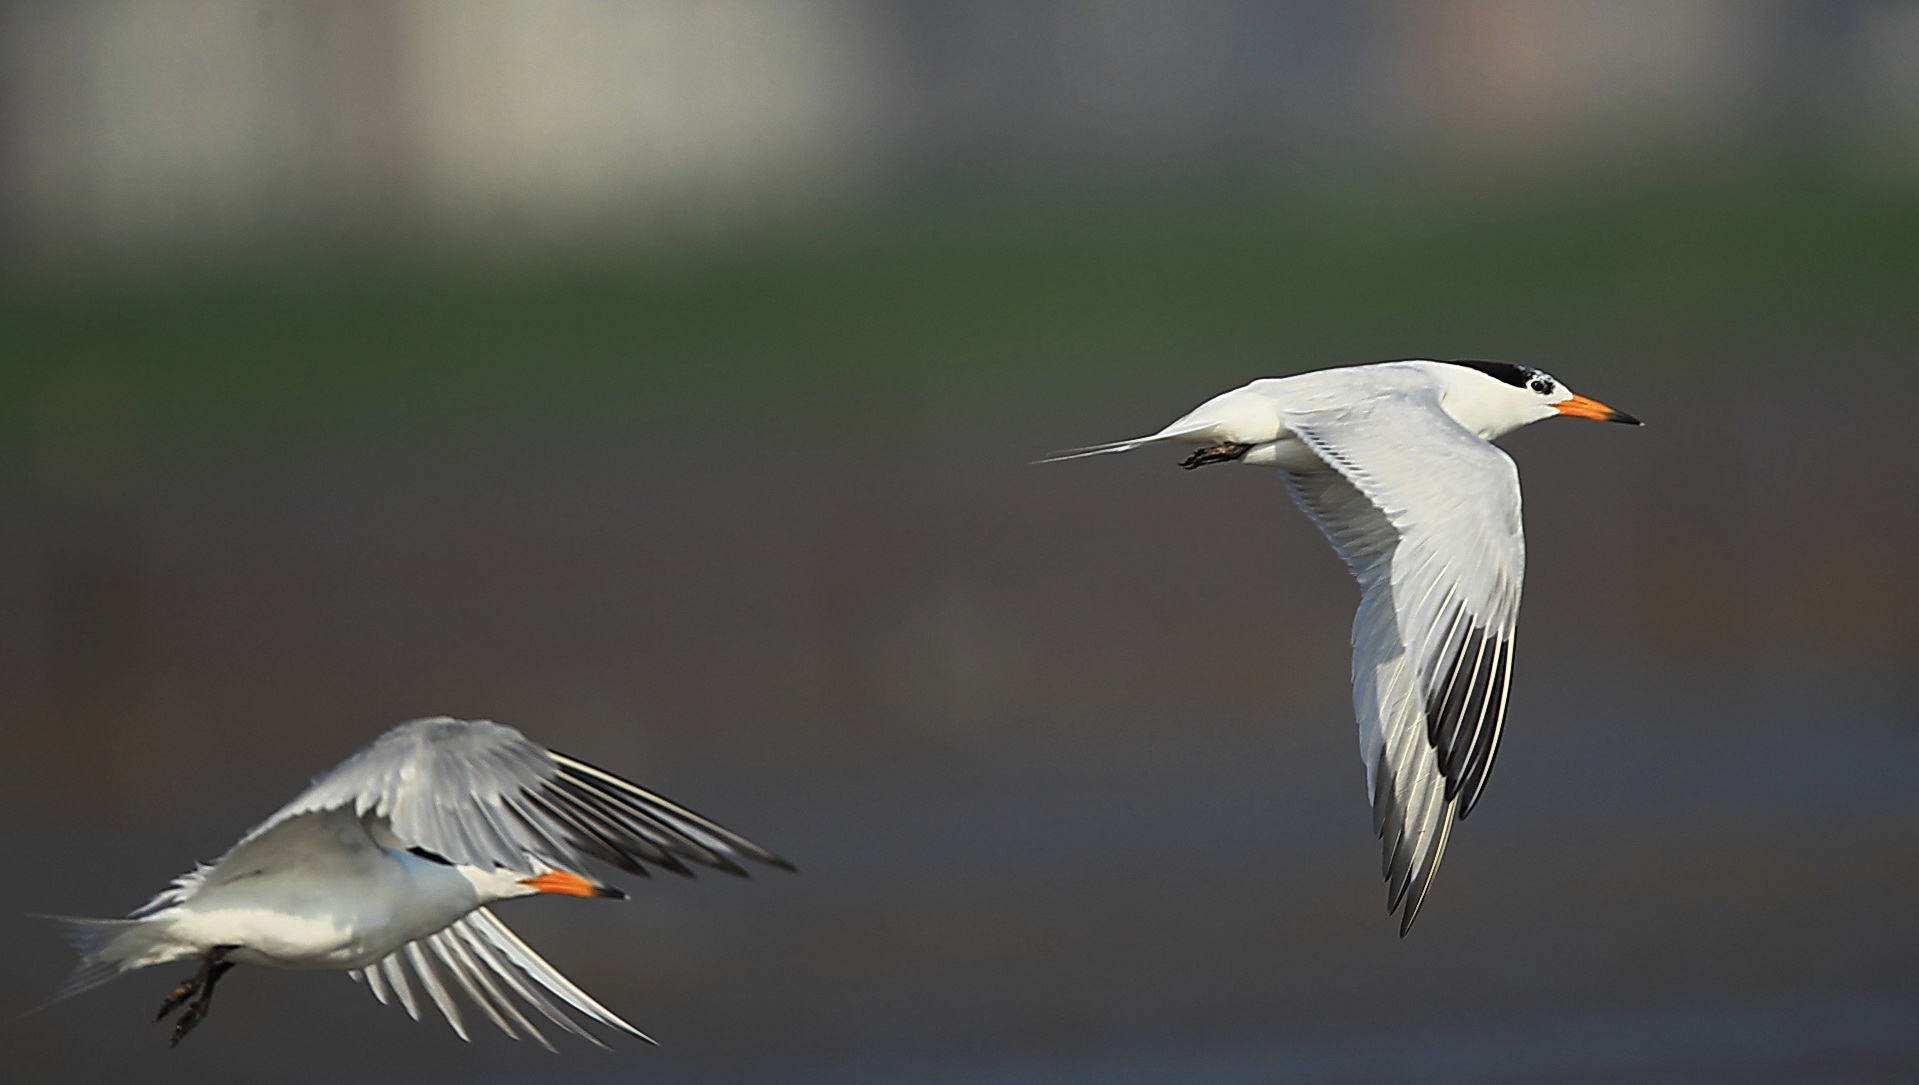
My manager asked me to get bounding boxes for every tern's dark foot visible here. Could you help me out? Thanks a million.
[161,947,236,1047]
[1179,442,1252,469]
[155,973,201,1022]
[169,990,214,1046]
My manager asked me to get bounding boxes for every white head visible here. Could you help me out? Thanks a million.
[455,863,626,904]
[1431,359,1641,441]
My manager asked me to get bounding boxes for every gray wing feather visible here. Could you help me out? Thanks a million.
[357,959,391,1006]
[128,862,216,918]
[431,933,518,1042]
[406,939,469,1041]
[354,907,650,1046]
[239,717,789,879]
[380,953,422,1021]
[1282,389,1525,935]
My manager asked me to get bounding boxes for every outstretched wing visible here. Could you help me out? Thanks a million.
[350,906,649,1049]
[245,717,791,879]
[1281,390,1524,935]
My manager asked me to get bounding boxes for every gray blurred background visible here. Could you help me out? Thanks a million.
[4,2,1919,1083]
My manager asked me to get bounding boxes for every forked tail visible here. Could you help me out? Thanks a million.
[31,915,154,1006]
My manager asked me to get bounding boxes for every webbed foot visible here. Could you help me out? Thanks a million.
[155,973,201,1022]
[1179,443,1252,469]
[160,946,237,1047]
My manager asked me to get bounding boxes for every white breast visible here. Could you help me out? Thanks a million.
[165,845,481,971]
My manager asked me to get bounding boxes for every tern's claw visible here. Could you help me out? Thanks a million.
[160,947,236,1047]
[155,974,200,1022]
[169,995,214,1046]
[1179,442,1252,469]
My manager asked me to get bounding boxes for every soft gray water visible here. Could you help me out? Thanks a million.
[4,384,1917,1083]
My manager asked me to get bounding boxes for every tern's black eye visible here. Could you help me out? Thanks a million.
[1529,378,1553,394]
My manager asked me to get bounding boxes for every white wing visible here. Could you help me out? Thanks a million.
[1281,390,1524,935]
[350,906,651,1049]
[128,862,218,918]
[237,717,790,880]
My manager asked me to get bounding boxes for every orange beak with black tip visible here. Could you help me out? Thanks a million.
[520,870,626,899]
[1555,394,1642,425]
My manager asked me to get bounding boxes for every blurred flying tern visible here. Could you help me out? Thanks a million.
[40,716,792,1046]
[1048,360,1639,934]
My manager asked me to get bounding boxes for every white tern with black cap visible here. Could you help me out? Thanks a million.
[39,716,793,1046]
[1046,359,1640,934]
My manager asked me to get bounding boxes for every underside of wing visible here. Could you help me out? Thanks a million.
[350,907,650,1049]
[524,749,796,879]
[249,717,791,881]
[1281,392,1524,935]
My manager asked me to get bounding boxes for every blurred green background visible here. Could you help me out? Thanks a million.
[6,3,1919,1084]
[8,173,1919,446]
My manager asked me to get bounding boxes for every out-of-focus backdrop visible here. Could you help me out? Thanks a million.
[5,3,1919,1083]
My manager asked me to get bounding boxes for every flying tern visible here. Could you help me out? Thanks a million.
[41,716,792,1046]
[1049,360,1639,934]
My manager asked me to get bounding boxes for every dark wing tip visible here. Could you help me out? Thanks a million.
[540,751,795,878]
[706,851,797,877]
[1393,805,1456,937]
[653,851,698,878]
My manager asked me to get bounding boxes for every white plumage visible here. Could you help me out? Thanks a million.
[43,716,791,1046]
[1053,359,1638,933]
